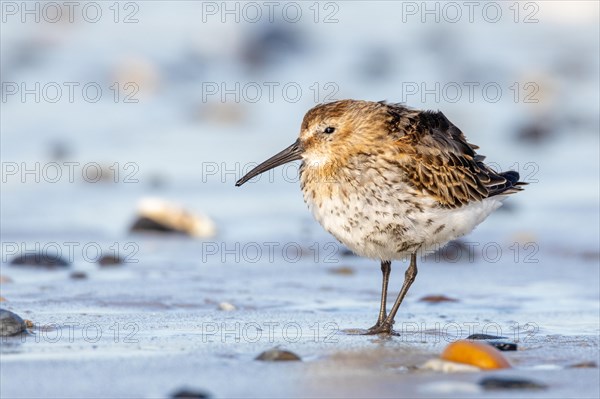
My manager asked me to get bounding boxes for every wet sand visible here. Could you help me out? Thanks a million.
[1,229,598,398]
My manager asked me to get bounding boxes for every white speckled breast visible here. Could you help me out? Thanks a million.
[300,162,502,261]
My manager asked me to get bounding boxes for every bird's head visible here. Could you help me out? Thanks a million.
[235,100,393,186]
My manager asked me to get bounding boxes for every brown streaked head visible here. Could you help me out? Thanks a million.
[235,100,399,186]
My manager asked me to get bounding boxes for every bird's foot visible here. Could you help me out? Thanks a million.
[363,321,398,336]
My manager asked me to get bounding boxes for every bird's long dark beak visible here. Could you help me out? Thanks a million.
[235,139,303,187]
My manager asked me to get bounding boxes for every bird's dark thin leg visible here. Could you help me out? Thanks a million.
[367,253,418,335]
[366,260,391,333]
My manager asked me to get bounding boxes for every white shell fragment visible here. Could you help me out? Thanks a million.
[420,358,481,373]
[137,198,216,238]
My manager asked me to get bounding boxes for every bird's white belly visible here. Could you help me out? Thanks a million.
[304,185,503,261]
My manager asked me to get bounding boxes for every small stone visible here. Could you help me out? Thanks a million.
[515,121,553,145]
[218,302,236,312]
[486,340,517,351]
[328,266,355,275]
[48,139,71,161]
[98,255,123,267]
[170,388,211,398]
[24,319,34,329]
[568,361,598,368]
[255,348,301,361]
[70,271,88,280]
[441,340,511,370]
[10,253,70,269]
[240,24,305,72]
[467,334,507,340]
[479,377,547,390]
[130,216,181,234]
[0,309,26,336]
[130,198,216,238]
[465,334,517,351]
[420,295,458,303]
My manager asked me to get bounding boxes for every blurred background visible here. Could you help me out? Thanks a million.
[1,1,598,247]
[1,2,599,398]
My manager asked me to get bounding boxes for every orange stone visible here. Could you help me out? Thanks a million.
[441,340,511,370]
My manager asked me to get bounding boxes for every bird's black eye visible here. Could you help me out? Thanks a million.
[324,127,335,134]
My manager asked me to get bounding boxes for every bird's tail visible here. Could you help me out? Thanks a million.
[488,170,528,197]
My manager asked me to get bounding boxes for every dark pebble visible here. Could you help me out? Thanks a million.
[98,255,124,267]
[130,216,185,235]
[170,389,211,399]
[516,122,553,145]
[255,348,301,361]
[10,253,70,269]
[241,24,304,71]
[0,308,26,336]
[328,266,355,276]
[419,295,459,303]
[70,271,88,280]
[466,334,516,351]
[48,139,71,161]
[568,361,598,368]
[486,340,518,351]
[480,377,547,390]
[467,334,507,340]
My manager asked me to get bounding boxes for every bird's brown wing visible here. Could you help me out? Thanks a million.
[390,107,524,208]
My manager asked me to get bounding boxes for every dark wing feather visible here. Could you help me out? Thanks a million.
[391,107,525,208]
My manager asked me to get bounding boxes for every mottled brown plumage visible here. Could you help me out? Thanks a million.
[298,100,524,208]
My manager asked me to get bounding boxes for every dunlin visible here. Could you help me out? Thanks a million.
[236,100,525,334]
